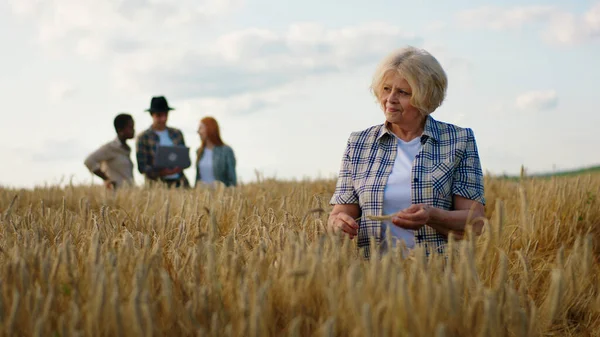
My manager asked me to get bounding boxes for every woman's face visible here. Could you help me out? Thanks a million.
[198,122,207,141]
[379,72,422,125]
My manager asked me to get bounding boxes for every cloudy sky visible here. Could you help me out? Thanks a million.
[1,0,599,188]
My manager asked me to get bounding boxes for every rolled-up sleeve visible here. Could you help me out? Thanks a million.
[452,128,486,205]
[330,138,359,205]
[84,144,112,173]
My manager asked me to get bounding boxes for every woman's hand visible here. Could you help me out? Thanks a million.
[328,212,359,239]
[391,204,432,230]
[328,204,361,239]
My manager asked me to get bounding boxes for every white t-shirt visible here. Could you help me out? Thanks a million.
[154,129,180,180]
[198,148,216,184]
[381,136,422,252]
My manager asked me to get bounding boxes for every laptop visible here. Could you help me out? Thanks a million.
[154,145,191,169]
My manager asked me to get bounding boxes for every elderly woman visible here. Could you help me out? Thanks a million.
[328,46,486,257]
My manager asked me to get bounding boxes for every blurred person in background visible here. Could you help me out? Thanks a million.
[195,117,237,187]
[84,113,135,189]
[136,96,190,188]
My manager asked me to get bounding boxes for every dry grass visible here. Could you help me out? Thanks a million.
[0,174,599,336]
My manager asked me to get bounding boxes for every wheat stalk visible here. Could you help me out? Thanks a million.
[0,174,598,336]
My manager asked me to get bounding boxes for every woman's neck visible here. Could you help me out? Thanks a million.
[389,118,426,142]
[205,141,215,149]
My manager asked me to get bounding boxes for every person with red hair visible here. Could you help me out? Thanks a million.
[195,117,237,187]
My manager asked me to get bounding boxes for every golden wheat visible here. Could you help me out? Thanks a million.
[0,175,599,336]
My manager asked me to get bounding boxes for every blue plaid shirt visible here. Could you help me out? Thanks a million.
[330,116,485,258]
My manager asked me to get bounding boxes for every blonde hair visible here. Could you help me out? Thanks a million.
[371,46,448,115]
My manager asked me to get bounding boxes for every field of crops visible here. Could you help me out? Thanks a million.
[0,173,599,336]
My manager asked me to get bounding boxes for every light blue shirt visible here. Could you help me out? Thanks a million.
[198,148,216,185]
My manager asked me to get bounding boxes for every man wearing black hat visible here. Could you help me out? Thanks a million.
[136,96,190,188]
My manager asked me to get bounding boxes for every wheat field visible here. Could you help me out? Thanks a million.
[0,173,599,337]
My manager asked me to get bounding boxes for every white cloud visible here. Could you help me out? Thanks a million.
[48,80,76,102]
[543,3,600,45]
[10,0,472,116]
[8,0,243,46]
[457,5,557,30]
[586,4,600,32]
[31,138,89,163]
[174,85,296,118]
[515,90,558,112]
[107,22,422,101]
[457,3,600,45]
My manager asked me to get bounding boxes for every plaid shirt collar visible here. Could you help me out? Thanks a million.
[376,115,441,143]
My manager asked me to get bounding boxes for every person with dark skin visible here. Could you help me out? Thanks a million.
[84,114,136,189]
